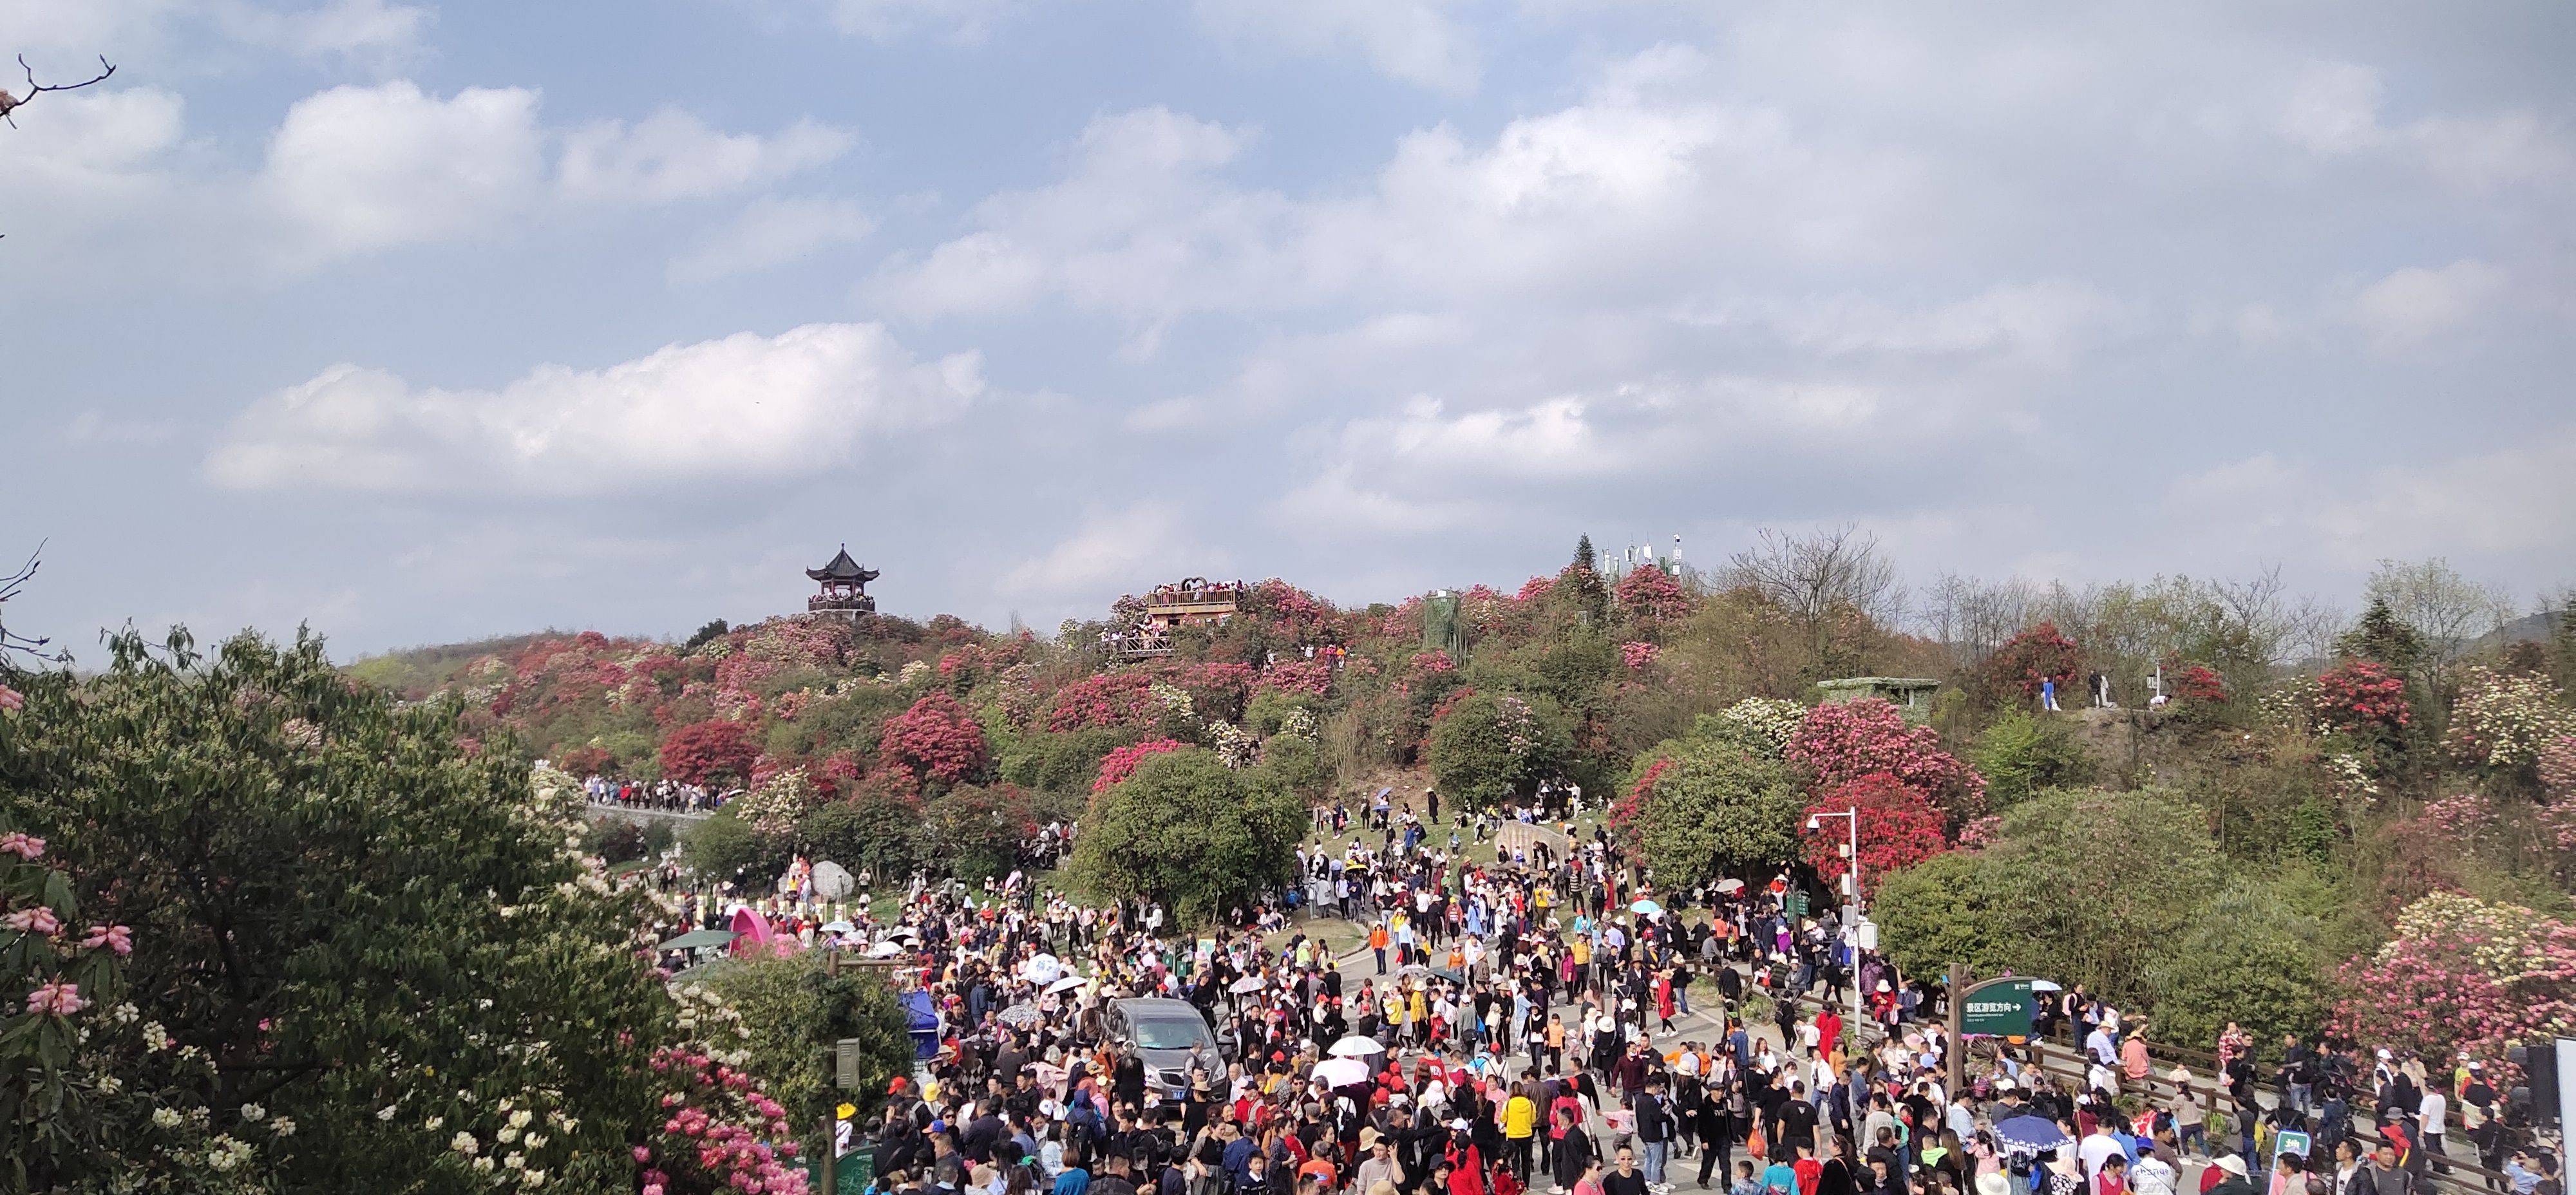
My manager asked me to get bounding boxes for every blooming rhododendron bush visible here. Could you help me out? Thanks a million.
[0,630,806,1192]
[2331,893,2576,1074]
[1786,698,1986,822]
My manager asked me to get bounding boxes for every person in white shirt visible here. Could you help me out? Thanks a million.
[2078,1127,2124,1183]
[2418,1087,2448,1170]
[2129,1141,2179,1195]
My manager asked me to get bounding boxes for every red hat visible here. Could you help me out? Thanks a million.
[889,1077,909,1094]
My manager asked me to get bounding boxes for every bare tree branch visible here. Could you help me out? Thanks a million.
[0,53,117,129]
[0,540,66,667]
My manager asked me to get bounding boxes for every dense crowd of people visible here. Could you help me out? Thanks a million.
[628,791,2567,1195]
[585,772,730,814]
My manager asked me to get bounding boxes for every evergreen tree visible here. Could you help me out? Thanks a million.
[1566,536,1608,625]
[1573,535,1598,574]
[2336,597,2426,674]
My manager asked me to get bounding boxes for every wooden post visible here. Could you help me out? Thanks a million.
[820,1114,838,1193]
[1946,961,1967,1095]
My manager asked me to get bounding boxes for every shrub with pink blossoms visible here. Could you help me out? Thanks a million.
[1258,659,1333,698]
[1094,739,1187,794]
[1614,565,1694,625]
[637,1046,810,1195]
[2445,667,2576,778]
[879,691,990,786]
[1620,641,1660,670]
[1047,672,1160,733]
[1785,698,1986,821]
[2330,892,2576,1076]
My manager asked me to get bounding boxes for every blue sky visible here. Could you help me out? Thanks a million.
[5,0,2573,657]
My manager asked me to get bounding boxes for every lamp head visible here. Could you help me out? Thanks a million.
[1806,816,1822,831]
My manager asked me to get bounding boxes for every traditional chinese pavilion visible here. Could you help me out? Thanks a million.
[806,546,880,620]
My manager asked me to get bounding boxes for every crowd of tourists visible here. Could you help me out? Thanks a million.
[628,791,2566,1195]
[584,773,730,814]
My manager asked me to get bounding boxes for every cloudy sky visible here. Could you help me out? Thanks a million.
[5,1,2573,657]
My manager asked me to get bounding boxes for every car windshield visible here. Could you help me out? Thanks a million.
[1133,1017,1208,1051]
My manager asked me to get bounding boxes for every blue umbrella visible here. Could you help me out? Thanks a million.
[1993,1115,2070,1153]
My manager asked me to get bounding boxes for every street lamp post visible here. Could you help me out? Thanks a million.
[1807,807,1863,1055]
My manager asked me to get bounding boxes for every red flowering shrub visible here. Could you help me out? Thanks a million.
[556,744,611,776]
[880,692,989,785]
[1094,739,1186,793]
[1607,757,1672,850]
[659,719,759,787]
[1515,576,1557,603]
[1786,699,1985,820]
[2312,660,2410,758]
[1258,659,1333,698]
[1171,662,1257,722]
[1428,685,1479,725]
[1801,773,1949,899]
[2171,663,2227,704]
[1046,672,1159,732]
[1615,565,1694,625]
[1978,621,2084,699]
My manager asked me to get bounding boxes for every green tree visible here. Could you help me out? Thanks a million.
[683,619,732,651]
[1872,787,2224,1013]
[0,630,706,1192]
[685,805,793,883]
[1426,690,1572,810]
[1627,739,1804,887]
[797,792,921,878]
[695,953,913,1157]
[1071,748,1305,925]
[2140,878,2333,1051]
[1969,710,2093,809]
[2335,597,2426,675]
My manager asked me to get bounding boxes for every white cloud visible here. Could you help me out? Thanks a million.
[668,196,875,283]
[2168,434,2576,568]
[817,0,1023,42]
[2278,60,2575,192]
[2347,259,2507,355]
[873,58,1929,330]
[1681,280,2130,368]
[1192,0,1481,94]
[259,82,547,258]
[558,111,849,205]
[213,0,433,64]
[998,503,1220,600]
[205,323,984,494]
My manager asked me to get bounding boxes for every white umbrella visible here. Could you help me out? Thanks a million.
[1019,954,1065,983]
[822,920,856,934]
[1046,975,1090,995]
[1312,1057,1371,1087]
[1329,1035,1383,1058]
[869,940,905,957]
[2029,979,2063,992]
[1714,879,1745,894]
[1229,975,1269,995]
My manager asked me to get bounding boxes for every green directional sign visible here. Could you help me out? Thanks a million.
[1786,891,1810,917]
[1959,976,2035,1038]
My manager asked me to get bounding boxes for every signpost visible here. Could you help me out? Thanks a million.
[1947,970,2040,1092]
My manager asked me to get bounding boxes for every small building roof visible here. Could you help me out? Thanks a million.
[806,545,880,585]
[1815,676,1942,690]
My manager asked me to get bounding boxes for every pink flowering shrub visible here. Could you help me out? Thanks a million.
[639,1046,809,1195]
[1801,773,1949,900]
[1620,641,1660,670]
[1246,579,1339,643]
[1614,565,1694,625]
[2542,736,2576,799]
[2331,892,2576,1077]
[1,824,136,1164]
[1258,659,1333,698]
[1410,650,1457,675]
[1786,698,1986,820]
[1093,739,1186,793]
[880,692,990,786]
[1047,672,1160,732]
